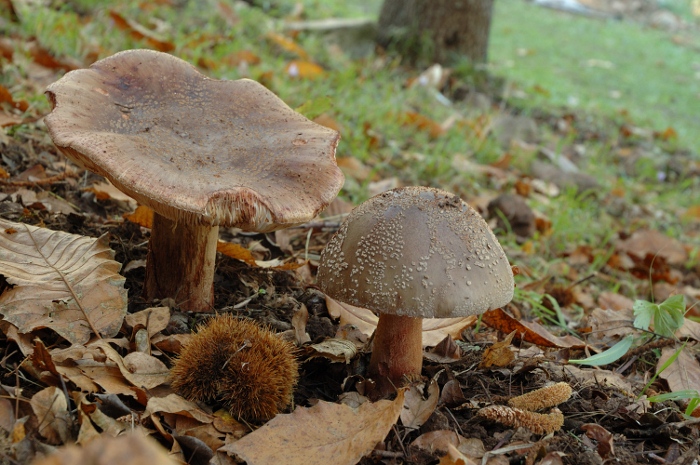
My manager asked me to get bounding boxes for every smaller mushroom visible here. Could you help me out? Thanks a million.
[317,187,514,390]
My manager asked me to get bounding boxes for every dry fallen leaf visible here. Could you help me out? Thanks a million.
[325,296,476,347]
[480,330,516,368]
[0,219,127,344]
[31,432,178,465]
[285,60,325,79]
[401,377,439,429]
[581,423,614,459]
[30,386,71,444]
[439,443,479,465]
[657,345,700,394]
[481,308,584,349]
[223,390,406,465]
[411,430,463,454]
[90,340,170,390]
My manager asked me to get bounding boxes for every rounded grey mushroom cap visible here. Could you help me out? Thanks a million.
[317,186,514,319]
[44,49,343,232]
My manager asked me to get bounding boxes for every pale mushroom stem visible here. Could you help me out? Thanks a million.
[144,212,219,311]
[368,314,423,387]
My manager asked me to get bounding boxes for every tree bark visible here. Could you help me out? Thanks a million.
[377,0,494,65]
[143,213,219,312]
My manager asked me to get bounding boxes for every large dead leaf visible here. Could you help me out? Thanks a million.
[223,390,405,465]
[325,296,476,347]
[0,219,127,344]
[90,340,170,390]
[30,386,71,444]
[658,345,700,393]
[32,432,178,465]
[401,378,439,429]
[481,308,584,349]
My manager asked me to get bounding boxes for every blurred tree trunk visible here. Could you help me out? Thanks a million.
[376,0,494,65]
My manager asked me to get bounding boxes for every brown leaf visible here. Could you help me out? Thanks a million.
[30,387,71,444]
[657,345,700,394]
[425,334,462,363]
[411,430,462,454]
[438,443,479,465]
[304,338,359,363]
[581,423,614,459]
[90,340,169,390]
[265,32,310,59]
[0,219,127,344]
[124,306,170,339]
[325,296,476,347]
[108,11,175,52]
[481,308,584,349]
[31,433,178,465]
[400,111,444,138]
[480,330,516,368]
[84,181,138,209]
[401,378,439,429]
[143,393,216,424]
[124,205,154,228]
[617,229,688,266]
[223,390,406,465]
[285,61,325,79]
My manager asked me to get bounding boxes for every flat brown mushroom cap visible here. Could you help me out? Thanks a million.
[317,187,514,319]
[44,49,343,231]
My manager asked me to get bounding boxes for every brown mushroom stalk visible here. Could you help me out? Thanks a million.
[44,50,343,312]
[369,313,423,385]
[317,187,514,391]
[145,214,218,309]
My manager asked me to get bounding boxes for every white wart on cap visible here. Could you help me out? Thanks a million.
[45,49,343,311]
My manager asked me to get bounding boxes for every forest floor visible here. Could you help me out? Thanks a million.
[1,1,700,465]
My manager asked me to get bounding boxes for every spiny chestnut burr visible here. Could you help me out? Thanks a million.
[170,314,299,422]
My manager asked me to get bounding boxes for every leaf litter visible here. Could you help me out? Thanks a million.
[0,1,700,465]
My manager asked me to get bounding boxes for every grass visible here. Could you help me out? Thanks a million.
[490,0,700,153]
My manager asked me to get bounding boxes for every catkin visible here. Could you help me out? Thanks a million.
[508,382,572,411]
[478,406,565,435]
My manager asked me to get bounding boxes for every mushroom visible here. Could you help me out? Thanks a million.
[317,186,513,388]
[44,49,343,311]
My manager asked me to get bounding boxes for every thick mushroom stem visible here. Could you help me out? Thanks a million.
[144,212,219,312]
[368,314,423,387]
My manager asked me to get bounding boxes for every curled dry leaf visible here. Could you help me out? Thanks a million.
[90,340,169,390]
[325,296,476,347]
[438,443,479,465]
[581,423,614,459]
[480,330,516,369]
[411,430,463,454]
[223,389,406,465]
[401,377,439,429]
[142,393,216,425]
[30,386,71,444]
[304,339,358,363]
[0,219,127,344]
[480,308,584,349]
[31,432,178,465]
[124,306,171,340]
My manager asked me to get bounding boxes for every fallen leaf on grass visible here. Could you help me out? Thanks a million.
[325,296,476,347]
[617,229,687,266]
[266,32,310,60]
[481,308,585,349]
[223,390,405,465]
[399,111,444,138]
[285,60,324,79]
[0,219,127,344]
[657,345,700,393]
[109,11,175,52]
